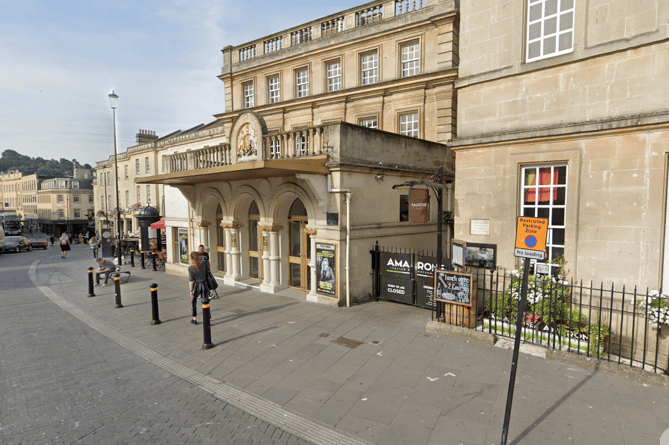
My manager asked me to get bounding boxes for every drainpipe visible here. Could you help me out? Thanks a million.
[328,175,351,307]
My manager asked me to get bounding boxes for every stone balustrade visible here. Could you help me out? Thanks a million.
[396,0,425,15]
[163,144,232,174]
[263,36,283,54]
[290,27,312,46]
[356,4,383,27]
[321,17,344,37]
[239,45,257,62]
[262,126,327,159]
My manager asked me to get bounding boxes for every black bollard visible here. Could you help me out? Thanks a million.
[130,249,135,267]
[87,267,96,297]
[201,297,214,349]
[151,252,157,271]
[140,251,146,269]
[113,272,123,309]
[150,283,161,325]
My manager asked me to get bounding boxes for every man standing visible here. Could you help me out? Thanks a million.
[198,245,211,272]
[95,257,116,286]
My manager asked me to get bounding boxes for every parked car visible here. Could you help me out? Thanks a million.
[31,237,49,249]
[4,236,33,253]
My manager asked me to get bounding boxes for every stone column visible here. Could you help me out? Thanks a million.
[259,224,283,293]
[196,220,211,249]
[259,226,271,287]
[224,222,243,285]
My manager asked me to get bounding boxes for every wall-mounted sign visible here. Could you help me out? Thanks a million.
[409,188,430,224]
[470,219,490,236]
[178,229,189,264]
[434,270,473,306]
[316,243,336,296]
[380,275,414,305]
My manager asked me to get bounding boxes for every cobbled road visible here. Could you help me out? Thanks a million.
[0,246,311,445]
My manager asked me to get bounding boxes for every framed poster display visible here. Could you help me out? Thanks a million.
[434,270,473,306]
[465,243,497,270]
[316,243,336,296]
[178,229,189,264]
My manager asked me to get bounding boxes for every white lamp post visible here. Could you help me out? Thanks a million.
[109,90,122,266]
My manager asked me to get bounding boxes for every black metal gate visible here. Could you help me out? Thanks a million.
[371,242,450,309]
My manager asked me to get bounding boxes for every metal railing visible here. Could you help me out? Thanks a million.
[469,268,669,375]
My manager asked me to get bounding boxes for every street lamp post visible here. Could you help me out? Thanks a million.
[109,90,122,267]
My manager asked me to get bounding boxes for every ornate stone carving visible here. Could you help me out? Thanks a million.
[236,123,258,159]
[197,221,211,228]
[304,228,317,236]
[223,223,244,230]
[259,224,283,233]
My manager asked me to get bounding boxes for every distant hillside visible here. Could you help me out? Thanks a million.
[0,150,92,177]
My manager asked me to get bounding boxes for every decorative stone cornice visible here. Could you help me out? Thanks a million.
[196,220,212,228]
[224,223,244,230]
[304,228,317,236]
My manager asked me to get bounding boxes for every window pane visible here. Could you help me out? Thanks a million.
[555,187,566,205]
[560,11,573,31]
[250,257,259,279]
[559,32,573,51]
[289,221,301,256]
[561,0,574,11]
[543,36,556,55]
[290,263,301,287]
[537,207,550,219]
[249,220,258,251]
[529,4,542,21]
[544,17,557,35]
[545,0,558,15]
[529,23,542,40]
[528,41,541,59]
[552,228,565,245]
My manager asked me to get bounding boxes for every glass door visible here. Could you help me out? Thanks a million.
[288,199,310,290]
[248,201,262,280]
[215,204,225,273]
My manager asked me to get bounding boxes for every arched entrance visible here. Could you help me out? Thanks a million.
[248,201,262,280]
[215,204,225,274]
[288,199,311,291]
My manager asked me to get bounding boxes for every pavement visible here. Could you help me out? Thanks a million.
[3,239,669,444]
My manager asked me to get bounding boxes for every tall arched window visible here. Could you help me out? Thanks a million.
[288,199,310,290]
[215,204,225,273]
[248,201,261,280]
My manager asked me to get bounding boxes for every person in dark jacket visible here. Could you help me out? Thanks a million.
[188,252,210,325]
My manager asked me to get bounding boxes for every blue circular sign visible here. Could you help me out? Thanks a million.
[524,235,537,248]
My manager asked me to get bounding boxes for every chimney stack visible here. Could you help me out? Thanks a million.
[136,129,158,144]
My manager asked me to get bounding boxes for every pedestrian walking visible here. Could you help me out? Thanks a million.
[188,252,210,325]
[60,233,71,258]
[79,233,84,244]
[198,244,218,298]
[50,235,55,245]
[89,236,100,259]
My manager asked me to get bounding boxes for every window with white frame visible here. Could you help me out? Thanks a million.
[136,185,141,203]
[401,41,420,77]
[145,157,150,173]
[399,112,419,137]
[521,164,567,274]
[124,165,128,179]
[295,134,308,156]
[361,51,378,85]
[296,69,309,98]
[359,117,378,129]
[89,195,94,203]
[73,195,80,203]
[326,61,341,92]
[270,139,281,158]
[58,210,65,218]
[243,82,254,108]
[125,190,130,207]
[135,159,140,174]
[146,185,151,203]
[74,210,81,218]
[268,76,280,104]
[526,0,574,63]
[57,194,64,203]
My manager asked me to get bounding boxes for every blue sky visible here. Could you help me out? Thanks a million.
[0,0,362,167]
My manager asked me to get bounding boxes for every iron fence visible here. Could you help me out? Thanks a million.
[468,267,669,375]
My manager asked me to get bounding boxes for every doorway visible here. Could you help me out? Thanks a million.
[288,199,311,291]
[248,201,262,280]
[215,204,225,274]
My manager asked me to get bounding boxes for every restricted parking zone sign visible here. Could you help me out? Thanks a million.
[514,216,548,260]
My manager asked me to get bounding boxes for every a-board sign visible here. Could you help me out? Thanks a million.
[415,255,450,309]
[514,217,548,260]
[434,270,472,306]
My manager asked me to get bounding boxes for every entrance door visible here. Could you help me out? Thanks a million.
[288,199,311,290]
[215,204,225,273]
[248,201,262,280]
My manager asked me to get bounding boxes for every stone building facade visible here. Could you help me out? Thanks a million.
[138,0,458,306]
[452,0,669,290]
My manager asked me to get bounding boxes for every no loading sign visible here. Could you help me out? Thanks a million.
[514,217,548,260]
